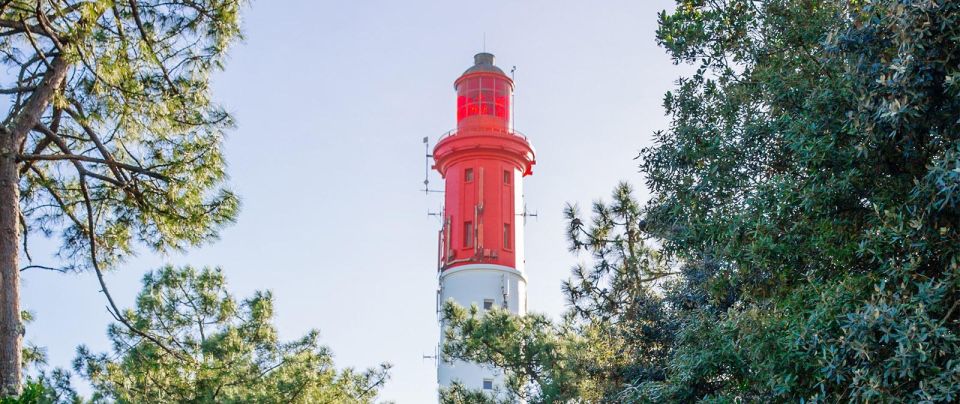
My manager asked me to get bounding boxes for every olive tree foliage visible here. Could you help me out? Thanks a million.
[0,0,243,393]
[443,0,960,402]
[74,266,391,403]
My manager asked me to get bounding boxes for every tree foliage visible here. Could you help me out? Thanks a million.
[74,265,391,403]
[0,0,244,392]
[442,184,678,403]
[442,0,960,402]
[6,0,243,271]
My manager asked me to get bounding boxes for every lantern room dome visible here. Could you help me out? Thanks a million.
[454,53,513,124]
[461,52,506,76]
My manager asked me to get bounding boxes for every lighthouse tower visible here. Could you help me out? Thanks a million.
[433,53,535,396]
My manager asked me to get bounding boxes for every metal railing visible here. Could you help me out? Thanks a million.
[438,126,527,142]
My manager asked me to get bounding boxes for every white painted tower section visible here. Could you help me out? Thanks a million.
[438,264,527,395]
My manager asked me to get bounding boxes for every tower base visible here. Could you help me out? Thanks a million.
[437,264,527,398]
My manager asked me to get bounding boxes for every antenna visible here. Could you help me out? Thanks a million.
[510,66,517,131]
[421,137,443,195]
[483,33,486,52]
[427,208,443,221]
[517,203,538,224]
[422,345,439,365]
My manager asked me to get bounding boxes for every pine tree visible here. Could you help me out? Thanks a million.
[75,265,391,403]
[0,0,243,394]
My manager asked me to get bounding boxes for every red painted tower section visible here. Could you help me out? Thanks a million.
[433,53,536,271]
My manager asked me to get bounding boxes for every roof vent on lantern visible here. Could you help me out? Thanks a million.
[462,52,505,75]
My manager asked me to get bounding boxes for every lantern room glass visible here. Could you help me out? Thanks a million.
[456,76,511,123]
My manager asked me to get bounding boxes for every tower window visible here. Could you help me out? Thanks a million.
[463,221,473,248]
[503,170,511,185]
[483,379,493,390]
[483,299,494,310]
[464,168,474,182]
[503,223,512,250]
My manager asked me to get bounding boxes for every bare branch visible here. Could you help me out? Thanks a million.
[0,19,45,37]
[0,86,36,95]
[34,1,65,52]
[19,265,68,273]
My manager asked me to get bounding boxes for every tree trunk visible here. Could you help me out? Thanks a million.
[0,55,70,396]
[0,131,21,397]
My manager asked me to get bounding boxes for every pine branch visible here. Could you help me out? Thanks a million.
[18,154,170,181]
[77,172,190,363]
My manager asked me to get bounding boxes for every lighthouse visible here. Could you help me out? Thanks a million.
[433,52,536,396]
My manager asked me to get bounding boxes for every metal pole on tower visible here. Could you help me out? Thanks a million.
[510,66,516,131]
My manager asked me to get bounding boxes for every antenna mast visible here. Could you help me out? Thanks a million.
[517,203,538,224]
[421,137,443,195]
[510,66,516,131]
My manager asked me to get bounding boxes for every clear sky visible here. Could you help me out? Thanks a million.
[22,0,683,402]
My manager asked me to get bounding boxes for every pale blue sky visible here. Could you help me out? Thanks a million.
[22,0,682,401]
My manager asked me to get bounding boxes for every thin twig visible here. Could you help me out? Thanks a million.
[19,265,67,273]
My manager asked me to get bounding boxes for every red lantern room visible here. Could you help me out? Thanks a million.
[433,53,536,272]
[455,54,512,125]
